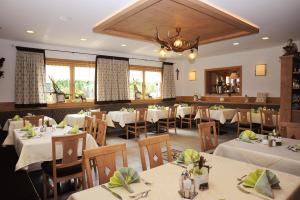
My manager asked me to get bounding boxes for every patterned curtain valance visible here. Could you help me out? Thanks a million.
[162,62,176,100]
[15,47,47,107]
[95,55,130,103]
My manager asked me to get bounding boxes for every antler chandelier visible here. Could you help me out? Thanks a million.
[155,27,199,60]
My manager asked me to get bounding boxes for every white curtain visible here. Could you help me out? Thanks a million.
[162,62,176,99]
[15,48,46,105]
[96,56,129,101]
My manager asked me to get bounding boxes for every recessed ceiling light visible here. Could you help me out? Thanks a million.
[121,44,127,47]
[233,42,239,46]
[262,36,269,40]
[59,16,72,22]
[80,38,87,41]
[26,30,35,34]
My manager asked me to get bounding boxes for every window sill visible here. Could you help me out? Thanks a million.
[47,101,95,108]
[130,99,162,104]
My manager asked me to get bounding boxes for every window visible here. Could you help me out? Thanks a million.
[129,66,162,100]
[45,59,95,103]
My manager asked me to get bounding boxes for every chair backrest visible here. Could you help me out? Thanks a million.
[236,109,252,124]
[167,106,177,120]
[198,121,218,152]
[93,119,107,146]
[91,111,107,120]
[138,134,171,171]
[191,104,198,115]
[280,122,300,139]
[197,106,210,121]
[52,132,87,178]
[83,116,94,134]
[83,143,128,188]
[135,108,148,124]
[260,110,278,128]
[23,115,44,126]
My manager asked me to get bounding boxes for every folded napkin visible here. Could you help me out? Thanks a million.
[174,104,180,107]
[120,107,127,112]
[109,167,140,192]
[180,103,188,107]
[176,149,200,165]
[127,108,135,112]
[148,105,157,109]
[57,120,66,128]
[209,105,224,110]
[69,125,79,134]
[243,169,280,198]
[12,115,21,121]
[21,123,33,131]
[296,144,300,150]
[78,110,85,114]
[239,130,257,141]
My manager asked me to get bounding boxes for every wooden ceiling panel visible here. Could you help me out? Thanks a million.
[93,0,259,45]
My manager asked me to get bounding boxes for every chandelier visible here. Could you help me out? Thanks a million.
[155,27,199,60]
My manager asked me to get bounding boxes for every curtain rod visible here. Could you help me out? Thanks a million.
[12,45,165,63]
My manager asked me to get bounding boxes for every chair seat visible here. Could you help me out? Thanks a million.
[159,118,176,122]
[182,114,195,118]
[41,161,82,178]
[127,122,147,127]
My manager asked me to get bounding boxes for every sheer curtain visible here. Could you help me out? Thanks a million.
[15,47,46,106]
[162,62,176,99]
[95,55,129,102]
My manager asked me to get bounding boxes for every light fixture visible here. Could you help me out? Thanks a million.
[229,72,238,79]
[159,46,167,58]
[255,64,266,76]
[155,27,199,60]
[26,30,35,34]
[188,71,196,81]
[121,44,127,47]
[233,42,239,46]
[262,36,269,40]
[80,38,87,41]
[188,49,197,60]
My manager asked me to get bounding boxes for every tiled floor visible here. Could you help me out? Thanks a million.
[2,126,236,200]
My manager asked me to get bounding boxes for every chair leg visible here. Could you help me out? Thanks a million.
[43,173,47,200]
[181,118,183,128]
[189,119,192,129]
[53,180,58,200]
[157,123,160,134]
[145,126,147,138]
[126,126,129,139]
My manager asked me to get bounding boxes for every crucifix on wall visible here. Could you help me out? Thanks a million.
[176,68,179,80]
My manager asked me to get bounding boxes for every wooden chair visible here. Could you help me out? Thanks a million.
[236,109,252,136]
[180,105,197,128]
[92,119,107,146]
[198,121,218,153]
[126,108,148,139]
[42,132,87,200]
[138,134,171,171]
[83,116,94,134]
[91,111,106,120]
[82,143,128,188]
[196,106,211,123]
[280,122,300,139]
[23,115,44,126]
[158,106,177,134]
[260,110,279,134]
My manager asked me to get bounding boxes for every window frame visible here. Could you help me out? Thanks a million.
[46,58,95,103]
[129,65,162,100]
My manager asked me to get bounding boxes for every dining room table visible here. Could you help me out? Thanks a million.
[194,108,236,124]
[12,126,98,171]
[2,116,57,145]
[66,153,300,200]
[214,134,300,176]
[64,113,115,128]
[231,112,280,124]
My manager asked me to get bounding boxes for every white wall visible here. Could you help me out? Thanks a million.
[174,41,300,97]
[0,38,162,102]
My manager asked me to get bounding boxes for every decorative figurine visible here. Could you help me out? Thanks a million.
[283,39,299,56]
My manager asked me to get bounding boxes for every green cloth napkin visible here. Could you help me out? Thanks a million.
[12,115,21,121]
[209,105,224,110]
[57,120,66,128]
[174,104,180,107]
[21,123,33,131]
[180,103,188,107]
[78,110,85,114]
[120,107,127,112]
[176,149,200,165]
[239,130,257,141]
[243,169,280,198]
[69,125,79,134]
[296,144,300,150]
[109,167,140,191]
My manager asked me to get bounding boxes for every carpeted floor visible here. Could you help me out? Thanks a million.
[1,124,237,200]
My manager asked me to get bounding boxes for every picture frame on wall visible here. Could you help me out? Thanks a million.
[255,64,266,76]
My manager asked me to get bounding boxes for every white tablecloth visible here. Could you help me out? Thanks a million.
[214,135,300,176]
[195,109,236,124]
[67,153,300,200]
[3,116,57,145]
[64,114,114,128]
[108,109,169,127]
[13,126,98,170]
[231,112,280,124]
[176,106,191,118]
